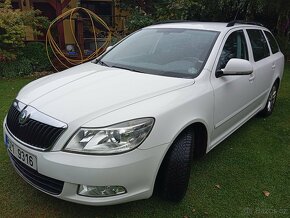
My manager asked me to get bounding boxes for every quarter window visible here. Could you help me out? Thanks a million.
[264,31,279,54]
[247,29,270,61]
[217,30,248,70]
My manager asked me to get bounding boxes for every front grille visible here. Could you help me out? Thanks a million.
[10,154,64,195]
[6,105,65,150]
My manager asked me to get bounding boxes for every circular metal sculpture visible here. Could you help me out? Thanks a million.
[46,7,112,71]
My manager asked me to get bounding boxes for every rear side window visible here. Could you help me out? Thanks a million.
[247,29,270,62]
[264,31,279,54]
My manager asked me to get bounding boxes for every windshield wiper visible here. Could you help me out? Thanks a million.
[95,59,110,67]
[157,71,194,79]
[111,65,143,73]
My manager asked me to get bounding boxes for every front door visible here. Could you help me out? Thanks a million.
[210,29,257,146]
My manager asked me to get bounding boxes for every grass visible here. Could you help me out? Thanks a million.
[0,64,289,218]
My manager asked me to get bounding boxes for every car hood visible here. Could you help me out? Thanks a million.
[17,62,194,124]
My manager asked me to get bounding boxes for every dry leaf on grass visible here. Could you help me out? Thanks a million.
[215,184,221,189]
[192,208,196,213]
[263,191,270,197]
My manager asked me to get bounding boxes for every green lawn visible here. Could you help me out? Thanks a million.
[0,65,289,218]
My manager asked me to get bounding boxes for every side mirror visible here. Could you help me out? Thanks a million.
[216,58,253,78]
[105,46,113,52]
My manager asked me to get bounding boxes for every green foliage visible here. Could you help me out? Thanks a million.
[124,0,289,56]
[153,0,270,21]
[0,57,33,78]
[125,0,289,28]
[127,0,262,31]
[155,0,204,21]
[20,42,52,72]
[126,7,154,32]
[276,35,289,57]
[0,0,49,61]
[0,49,16,61]
[0,42,52,78]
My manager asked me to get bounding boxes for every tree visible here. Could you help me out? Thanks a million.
[123,0,289,56]
[0,0,49,61]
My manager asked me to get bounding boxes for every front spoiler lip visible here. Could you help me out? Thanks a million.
[8,153,63,196]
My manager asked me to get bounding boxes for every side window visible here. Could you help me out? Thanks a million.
[247,29,270,61]
[264,31,279,54]
[217,30,248,70]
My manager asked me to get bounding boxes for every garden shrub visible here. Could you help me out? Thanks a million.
[0,42,52,78]
[0,1,50,77]
[20,42,52,72]
[126,8,154,33]
[0,57,33,77]
[0,0,49,61]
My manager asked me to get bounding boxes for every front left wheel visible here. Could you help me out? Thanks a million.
[157,128,194,202]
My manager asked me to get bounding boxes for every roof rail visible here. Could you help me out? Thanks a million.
[155,20,196,25]
[227,20,263,27]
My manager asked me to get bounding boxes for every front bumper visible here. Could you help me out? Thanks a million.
[3,122,168,205]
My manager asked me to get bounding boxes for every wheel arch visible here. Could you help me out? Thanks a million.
[162,119,209,162]
[175,120,209,158]
[274,77,280,89]
[154,120,209,193]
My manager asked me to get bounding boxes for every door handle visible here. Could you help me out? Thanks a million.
[272,64,276,70]
[249,74,255,82]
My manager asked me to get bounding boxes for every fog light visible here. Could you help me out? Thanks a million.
[78,185,127,197]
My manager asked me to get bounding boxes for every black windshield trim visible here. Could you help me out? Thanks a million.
[109,63,199,79]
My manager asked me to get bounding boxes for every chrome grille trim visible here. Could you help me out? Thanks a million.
[6,100,67,151]
[13,100,67,128]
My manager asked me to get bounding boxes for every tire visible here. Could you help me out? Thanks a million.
[259,82,278,117]
[157,128,194,202]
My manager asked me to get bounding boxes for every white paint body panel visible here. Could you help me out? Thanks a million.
[3,22,284,205]
[18,62,194,124]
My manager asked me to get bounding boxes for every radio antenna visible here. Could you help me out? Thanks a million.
[234,0,244,20]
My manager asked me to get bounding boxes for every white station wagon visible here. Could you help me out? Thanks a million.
[3,21,284,205]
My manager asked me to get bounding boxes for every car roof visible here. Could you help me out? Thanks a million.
[145,21,265,33]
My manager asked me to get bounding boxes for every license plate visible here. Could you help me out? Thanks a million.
[6,136,37,170]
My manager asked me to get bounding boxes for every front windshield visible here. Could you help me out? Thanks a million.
[99,28,219,78]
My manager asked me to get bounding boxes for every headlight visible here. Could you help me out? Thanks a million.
[64,118,154,154]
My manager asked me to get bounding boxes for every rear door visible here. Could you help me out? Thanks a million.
[263,30,285,85]
[245,29,274,107]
